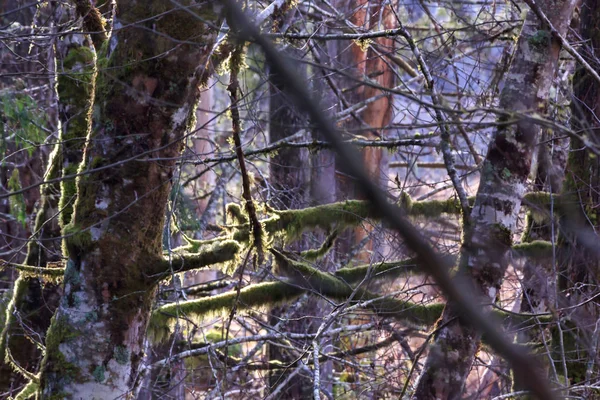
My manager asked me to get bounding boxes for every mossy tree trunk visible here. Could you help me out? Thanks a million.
[38,1,221,397]
[0,3,92,392]
[412,1,578,398]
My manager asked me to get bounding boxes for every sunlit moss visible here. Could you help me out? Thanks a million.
[148,281,304,343]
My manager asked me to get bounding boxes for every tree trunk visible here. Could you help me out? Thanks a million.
[39,1,221,397]
[267,48,314,398]
[413,1,578,398]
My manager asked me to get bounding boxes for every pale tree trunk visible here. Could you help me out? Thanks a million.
[413,1,578,398]
[39,1,221,397]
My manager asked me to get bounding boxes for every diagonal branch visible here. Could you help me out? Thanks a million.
[220,2,557,398]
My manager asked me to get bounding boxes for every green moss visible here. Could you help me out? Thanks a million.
[226,203,248,224]
[410,198,458,217]
[148,282,304,343]
[522,191,561,223]
[0,276,27,360]
[335,256,457,284]
[528,30,551,48]
[13,379,39,400]
[92,364,106,382]
[3,262,65,281]
[40,314,81,388]
[7,169,27,227]
[492,223,513,246]
[63,259,81,287]
[551,321,586,384]
[513,240,553,259]
[270,200,372,240]
[84,311,98,323]
[271,249,350,297]
[155,240,241,278]
[301,229,338,261]
[62,224,93,255]
[271,249,446,326]
[114,346,129,365]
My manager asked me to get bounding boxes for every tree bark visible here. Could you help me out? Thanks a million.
[413,1,578,398]
[39,1,221,397]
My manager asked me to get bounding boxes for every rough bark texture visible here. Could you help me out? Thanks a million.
[412,1,578,398]
[39,1,221,397]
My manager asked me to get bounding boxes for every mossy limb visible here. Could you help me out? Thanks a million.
[148,282,304,343]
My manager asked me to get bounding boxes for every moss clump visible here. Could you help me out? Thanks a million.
[62,224,93,256]
[226,202,249,224]
[40,314,81,389]
[92,364,106,382]
[154,240,241,278]
[113,346,129,365]
[528,30,551,48]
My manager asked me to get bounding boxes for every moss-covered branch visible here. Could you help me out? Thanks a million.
[227,197,472,244]
[271,248,444,324]
[512,240,554,259]
[148,281,305,342]
[12,379,39,400]
[335,254,457,284]
[152,240,241,278]
[301,228,338,261]
[0,261,65,281]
